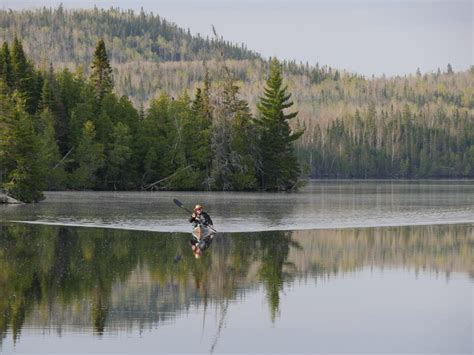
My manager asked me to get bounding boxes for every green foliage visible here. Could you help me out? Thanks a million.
[189,87,212,172]
[0,42,13,88]
[209,74,260,190]
[2,95,45,202]
[256,58,303,190]
[106,122,134,189]
[11,36,40,114]
[37,109,65,189]
[90,39,114,102]
[70,121,105,189]
[0,81,16,184]
[227,84,258,190]
[302,106,474,178]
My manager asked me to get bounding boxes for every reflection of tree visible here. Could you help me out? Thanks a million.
[91,286,109,335]
[0,223,471,345]
[257,231,297,322]
[290,224,473,278]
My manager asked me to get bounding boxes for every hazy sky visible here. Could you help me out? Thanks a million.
[1,0,472,76]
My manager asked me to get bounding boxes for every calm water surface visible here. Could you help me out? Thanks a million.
[0,180,473,232]
[0,181,472,353]
[0,223,472,354]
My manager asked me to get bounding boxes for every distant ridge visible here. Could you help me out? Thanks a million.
[0,6,260,65]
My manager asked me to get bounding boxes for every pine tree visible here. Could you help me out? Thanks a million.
[137,93,177,186]
[71,121,105,189]
[40,76,54,111]
[0,81,15,185]
[255,58,303,190]
[202,69,212,120]
[11,36,39,114]
[188,88,212,173]
[37,109,64,189]
[0,42,14,89]
[106,122,133,189]
[90,39,113,101]
[2,94,45,202]
[226,83,258,190]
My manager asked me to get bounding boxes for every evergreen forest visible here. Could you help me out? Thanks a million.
[0,7,473,202]
[0,36,301,202]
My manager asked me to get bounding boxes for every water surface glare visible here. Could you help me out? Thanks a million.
[0,180,473,232]
[0,223,472,354]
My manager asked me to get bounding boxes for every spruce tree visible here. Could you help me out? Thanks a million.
[2,95,45,202]
[226,83,258,190]
[37,109,64,189]
[11,36,38,114]
[90,39,113,101]
[255,58,303,190]
[40,76,54,111]
[0,81,15,185]
[71,121,105,189]
[0,42,14,89]
[189,88,212,172]
[202,69,212,120]
[106,122,133,189]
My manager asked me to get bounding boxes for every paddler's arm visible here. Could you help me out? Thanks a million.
[204,212,213,226]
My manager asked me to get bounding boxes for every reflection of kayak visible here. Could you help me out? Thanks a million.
[192,224,214,240]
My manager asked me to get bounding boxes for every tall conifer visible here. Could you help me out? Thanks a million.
[2,95,45,202]
[11,36,38,113]
[90,39,113,101]
[255,58,303,190]
[0,42,13,88]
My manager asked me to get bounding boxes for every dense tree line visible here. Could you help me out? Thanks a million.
[0,38,301,202]
[298,105,474,178]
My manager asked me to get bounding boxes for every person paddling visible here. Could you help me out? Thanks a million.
[189,204,213,227]
[189,204,214,256]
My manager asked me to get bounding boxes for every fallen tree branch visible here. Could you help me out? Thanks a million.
[0,191,23,204]
[143,165,194,190]
[53,147,74,170]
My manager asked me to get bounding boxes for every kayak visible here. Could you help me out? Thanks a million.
[192,224,214,240]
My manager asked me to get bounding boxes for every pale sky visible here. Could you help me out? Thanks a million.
[1,0,472,76]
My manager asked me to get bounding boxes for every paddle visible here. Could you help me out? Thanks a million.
[173,199,217,233]
[173,199,193,214]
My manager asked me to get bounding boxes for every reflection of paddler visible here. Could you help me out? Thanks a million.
[190,233,214,258]
[189,204,215,257]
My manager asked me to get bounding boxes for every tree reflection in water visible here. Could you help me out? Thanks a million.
[0,223,471,344]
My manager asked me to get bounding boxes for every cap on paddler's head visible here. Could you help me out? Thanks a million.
[194,204,203,211]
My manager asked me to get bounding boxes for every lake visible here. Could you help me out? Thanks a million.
[0,181,472,354]
[1,180,473,232]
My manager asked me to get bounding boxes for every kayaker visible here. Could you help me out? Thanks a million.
[189,204,213,227]
[189,204,214,257]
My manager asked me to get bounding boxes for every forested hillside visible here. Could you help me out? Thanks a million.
[0,6,473,190]
[0,6,258,64]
